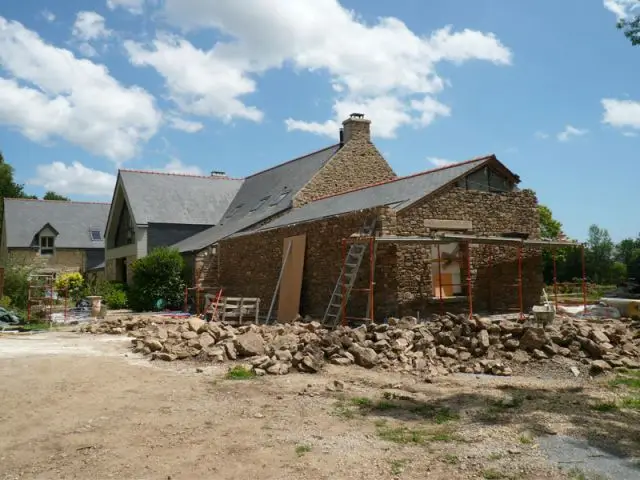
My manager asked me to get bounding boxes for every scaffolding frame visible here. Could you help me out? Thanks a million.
[333,233,585,323]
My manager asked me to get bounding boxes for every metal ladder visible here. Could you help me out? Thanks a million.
[322,217,377,327]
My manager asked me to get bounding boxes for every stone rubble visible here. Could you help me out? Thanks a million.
[81,313,640,377]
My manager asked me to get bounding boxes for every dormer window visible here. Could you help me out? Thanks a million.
[90,229,102,241]
[40,236,54,255]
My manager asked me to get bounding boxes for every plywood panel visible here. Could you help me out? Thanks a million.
[277,234,306,323]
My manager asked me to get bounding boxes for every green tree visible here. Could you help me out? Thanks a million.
[586,224,615,283]
[617,4,640,46]
[538,205,572,283]
[615,235,640,280]
[0,151,37,240]
[538,205,562,239]
[128,247,186,311]
[43,191,70,201]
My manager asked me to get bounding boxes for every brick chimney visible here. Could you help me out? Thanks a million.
[342,113,370,143]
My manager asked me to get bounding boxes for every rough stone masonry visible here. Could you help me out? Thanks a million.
[83,313,640,378]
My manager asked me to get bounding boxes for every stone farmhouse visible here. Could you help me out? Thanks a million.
[100,113,543,321]
[1,199,109,276]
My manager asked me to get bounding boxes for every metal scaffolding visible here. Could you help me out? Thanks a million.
[334,233,584,323]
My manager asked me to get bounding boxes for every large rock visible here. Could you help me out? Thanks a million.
[188,318,206,333]
[198,332,216,349]
[519,328,549,351]
[591,330,610,344]
[348,344,378,368]
[234,332,266,357]
[589,360,612,375]
[144,338,163,352]
[478,330,490,349]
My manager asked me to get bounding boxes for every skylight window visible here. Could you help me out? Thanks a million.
[250,196,270,212]
[224,204,244,219]
[90,229,102,241]
[269,190,289,206]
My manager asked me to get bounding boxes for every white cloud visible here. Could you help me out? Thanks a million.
[28,161,117,197]
[77,42,98,58]
[41,10,55,23]
[167,115,204,133]
[158,158,203,175]
[535,131,549,139]
[107,0,146,14]
[623,131,638,137]
[557,125,588,142]
[73,12,111,41]
[427,157,455,167]
[602,98,640,130]
[603,0,639,20]
[125,34,263,123]
[0,17,161,162]
[127,0,511,137]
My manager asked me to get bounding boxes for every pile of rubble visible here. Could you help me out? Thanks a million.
[82,313,640,377]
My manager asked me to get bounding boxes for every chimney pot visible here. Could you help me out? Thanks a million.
[341,113,371,143]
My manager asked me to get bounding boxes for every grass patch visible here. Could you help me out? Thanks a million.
[374,419,388,427]
[621,396,640,410]
[609,376,640,390]
[566,468,587,480]
[350,396,373,407]
[410,404,460,424]
[225,366,256,380]
[375,400,396,410]
[488,452,504,461]
[376,425,456,445]
[442,453,459,465]
[482,469,507,479]
[591,401,619,412]
[295,444,312,457]
[332,400,356,419]
[389,459,410,475]
[518,434,533,445]
[18,322,51,331]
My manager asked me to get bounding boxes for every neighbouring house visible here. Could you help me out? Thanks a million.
[1,198,110,276]
[103,170,243,284]
[174,114,543,320]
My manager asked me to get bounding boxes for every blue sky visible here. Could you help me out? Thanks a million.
[0,0,638,242]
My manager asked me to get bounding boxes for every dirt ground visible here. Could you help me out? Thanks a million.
[1,331,639,480]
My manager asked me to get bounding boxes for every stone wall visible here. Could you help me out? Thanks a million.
[209,208,394,320]
[7,248,88,273]
[393,186,542,316]
[293,122,396,206]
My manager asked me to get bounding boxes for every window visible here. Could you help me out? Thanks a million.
[40,236,54,255]
[250,196,270,212]
[224,204,244,219]
[270,190,289,206]
[90,229,102,241]
[457,167,513,193]
[430,243,462,298]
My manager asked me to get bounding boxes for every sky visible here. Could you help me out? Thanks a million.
[0,0,638,243]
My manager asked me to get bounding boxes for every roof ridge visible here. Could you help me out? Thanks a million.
[310,154,494,203]
[245,143,340,179]
[120,169,244,181]
[4,197,111,205]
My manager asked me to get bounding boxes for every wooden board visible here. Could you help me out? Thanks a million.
[277,234,306,323]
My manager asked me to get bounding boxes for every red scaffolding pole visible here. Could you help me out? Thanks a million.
[552,249,558,310]
[581,244,587,313]
[488,246,493,314]
[517,245,524,320]
[466,241,473,318]
[436,243,444,316]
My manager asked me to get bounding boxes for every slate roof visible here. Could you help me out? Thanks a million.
[4,199,111,249]
[232,155,503,236]
[119,170,244,226]
[173,144,341,252]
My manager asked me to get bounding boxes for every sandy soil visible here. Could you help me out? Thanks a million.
[0,331,638,480]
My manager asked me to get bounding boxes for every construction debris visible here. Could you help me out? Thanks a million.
[81,312,640,377]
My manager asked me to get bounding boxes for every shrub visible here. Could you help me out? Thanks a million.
[0,296,12,309]
[2,262,32,310]
[128,247,186,312]
[55,272,84,301]
[104,282,128,309]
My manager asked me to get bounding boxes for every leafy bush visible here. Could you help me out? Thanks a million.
[128,247,186,312]
[54,272,85,301]
[0,296,12,308]
[104,282,128,309]
[2,262,32,310]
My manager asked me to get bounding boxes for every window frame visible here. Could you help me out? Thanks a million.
[39,235,55,256]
